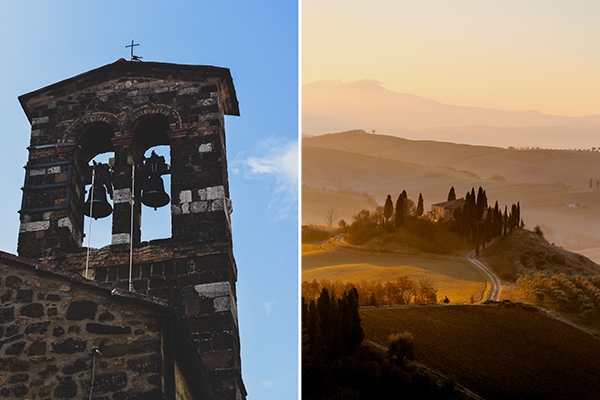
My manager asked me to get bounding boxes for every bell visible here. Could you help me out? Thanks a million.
[83,184,113,219]
[141,174,170,210]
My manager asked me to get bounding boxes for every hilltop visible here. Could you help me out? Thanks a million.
[303,80,600,148]
[480,229,600,280]
[303,130,600,263]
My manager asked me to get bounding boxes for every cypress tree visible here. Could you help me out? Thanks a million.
[344,288,364,354]
[447,186,456,201]
[383,194,394,225]
[416,193,424,217]
[395,193,406,228]
[484,207,493,243]
[317,288,335,360]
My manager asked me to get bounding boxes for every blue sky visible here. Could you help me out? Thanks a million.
[0,1,298,398]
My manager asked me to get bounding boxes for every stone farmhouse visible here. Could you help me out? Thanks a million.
[0,59,245,399]
[429,198,466,222]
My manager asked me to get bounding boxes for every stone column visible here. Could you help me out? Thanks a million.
[110,136,141,247]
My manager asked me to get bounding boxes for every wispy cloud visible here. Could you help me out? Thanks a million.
[263,298,278,316]
[233,138,298,221]
[261,381,275,390]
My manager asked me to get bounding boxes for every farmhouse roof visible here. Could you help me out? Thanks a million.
[432,198,466,209]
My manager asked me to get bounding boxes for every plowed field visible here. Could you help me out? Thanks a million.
[361,304,600,400]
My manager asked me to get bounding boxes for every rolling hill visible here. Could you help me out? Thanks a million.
[303,130,600,263]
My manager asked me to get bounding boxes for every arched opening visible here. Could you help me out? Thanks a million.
[140,145,171,242]
[133,114,172,242]
[78,123,115,249]
[83,152,114,248]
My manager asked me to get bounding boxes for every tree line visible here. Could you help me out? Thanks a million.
[450,186,522,255]
[302,277,438,307]
[345,186,524,255]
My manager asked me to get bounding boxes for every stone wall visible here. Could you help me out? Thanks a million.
[0,255,167,399]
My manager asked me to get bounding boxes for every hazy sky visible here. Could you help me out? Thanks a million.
[303,0,600,116]
[0,1,298,399]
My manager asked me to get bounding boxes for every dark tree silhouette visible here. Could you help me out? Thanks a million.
[383,194,394,225]
[476,186,487,220]
[447,186,456,201]
[416,193,424,217]
[395,191,407,228]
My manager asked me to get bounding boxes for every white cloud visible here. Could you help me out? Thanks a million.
[261,381,275,390]
[234,138,298,220]
[263,298,278,316]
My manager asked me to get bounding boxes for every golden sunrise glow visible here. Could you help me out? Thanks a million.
[303,0,600,116]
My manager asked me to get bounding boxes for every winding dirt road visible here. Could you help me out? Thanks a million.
[467,250,501,302]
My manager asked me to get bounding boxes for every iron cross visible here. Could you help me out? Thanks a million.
[125,40,142,61]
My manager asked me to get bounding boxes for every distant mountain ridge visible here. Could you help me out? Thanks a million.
[303,80,600,148]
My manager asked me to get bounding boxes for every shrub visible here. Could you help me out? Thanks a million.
[302,225,334,243]
[387,332,415,367]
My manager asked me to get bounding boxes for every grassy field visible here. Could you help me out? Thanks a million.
[360,305,600,400]
[301,243,326,255]
[302,243,489,303]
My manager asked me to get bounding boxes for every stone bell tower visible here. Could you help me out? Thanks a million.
[17,59,245,399]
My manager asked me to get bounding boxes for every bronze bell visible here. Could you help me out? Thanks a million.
[140,151,171,210]
[83,183,113,219]
[141,174,170,210]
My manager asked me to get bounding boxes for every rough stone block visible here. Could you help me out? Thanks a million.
[85,323,132,335]
[91,372,128,392]
[62,358,88,374]
[16,289,33,303]
[58,217,73,233]
[5,276,22,289]
[127,354,161,373]
[113,188,131,204]
[31,116,49,125]
[190,201,208,213]
[0,357,29,372]
[179,190,192,204]
[5,342,25,355]
[25,321,50,334]
[111,233,130,245]
[199,143,213,153]
[181,203,190,214]
[211,199,224,211]
[53,376,77,398]
[19,221,50,233]
[207,185,225,200]
[29,168,46,176]
[26,341,47,356]
[65,300,97,320]
[51,338,87,354]
[198,98,217,107]
[178,87,199,96]
[20,303,44,318]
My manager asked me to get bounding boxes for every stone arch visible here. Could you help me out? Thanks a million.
[123,104,183,133]
[67,112,121,139]
[69,113,120,163]
[125,104,183,155]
